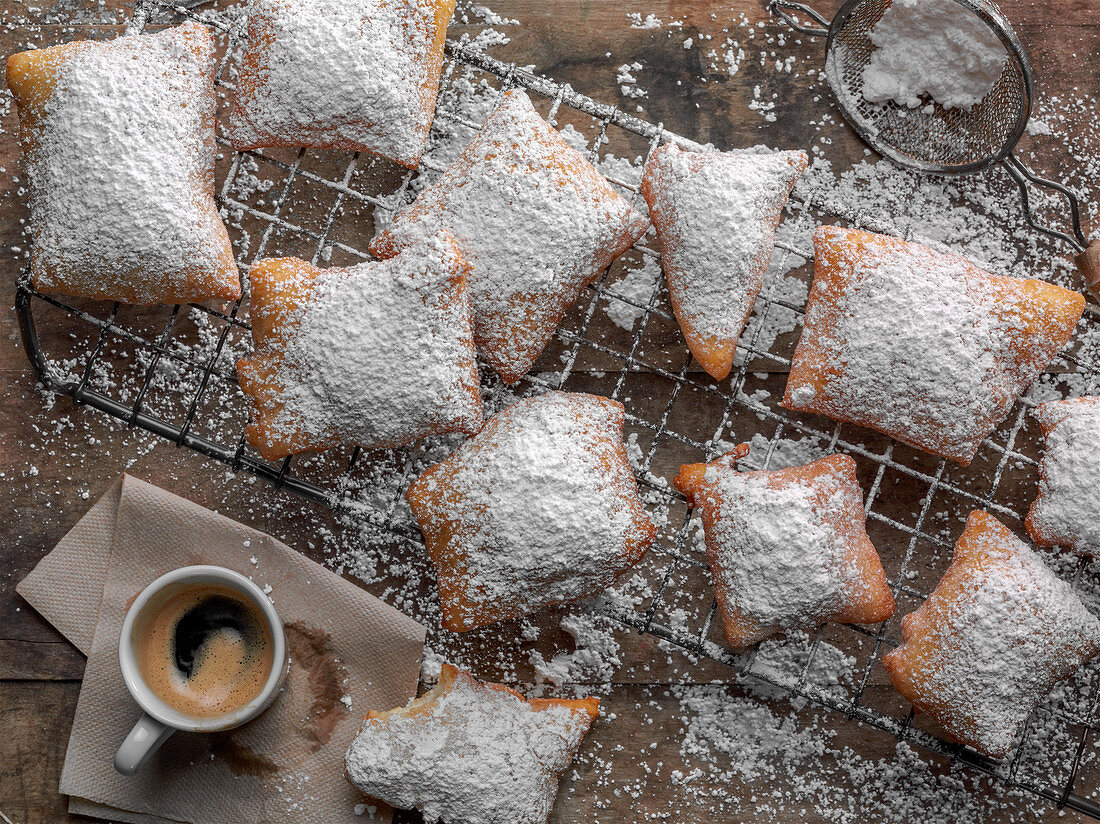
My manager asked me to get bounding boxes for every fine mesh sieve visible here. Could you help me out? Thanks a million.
[769,0,1100,297]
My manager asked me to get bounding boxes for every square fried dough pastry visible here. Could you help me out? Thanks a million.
[675,447,894,647]
[6,23,239,305]
[345,663,598,824]
[641,143,808,381]
[406,391,655,632]
[236,233,482,461]
[1027,396,1100,556]
[883,511,1100,758]
[371,89,649,383]
[783,226,1085,465]
[227,0,456,167]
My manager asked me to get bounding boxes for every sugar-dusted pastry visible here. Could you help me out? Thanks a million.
[406,391,655,631]
[783,226,1085,465]
[883,511,1100,758]
[227,0,457,167]
[640,143,808,381]
[345,663,598,824]
[371,89,650,383]
[675,447,894,647]
[6,23,239,305]
[1027,396,1100,556]
[236,233,482,461]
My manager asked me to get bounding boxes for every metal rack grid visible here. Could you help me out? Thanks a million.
[14,0,1100,817]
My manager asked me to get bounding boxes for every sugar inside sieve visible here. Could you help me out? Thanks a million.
[769,0,1100,298]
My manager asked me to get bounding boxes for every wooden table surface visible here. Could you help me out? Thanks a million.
[3,1,1100,822]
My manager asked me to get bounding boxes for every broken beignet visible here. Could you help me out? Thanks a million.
[783,226,1084,465]
[883,511,1100,758]
[345,663,598,824]
[675,448,894,647]
[406,391,655,632]
[371,89,650,383]
[227,0,457,167]
[1027,396,1100,556]
[236,233,482,460]
[641,143,808,381]
[6,23,239,304]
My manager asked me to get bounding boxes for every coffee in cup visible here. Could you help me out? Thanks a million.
[115,566,288,776]
[132,583,275,719]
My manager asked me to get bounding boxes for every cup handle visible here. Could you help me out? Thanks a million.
[114,712,174,775]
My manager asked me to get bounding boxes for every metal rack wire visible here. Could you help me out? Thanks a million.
[14,0,1100,817]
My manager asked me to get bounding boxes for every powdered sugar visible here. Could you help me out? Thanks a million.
[861,0,1008,110]
[228,0,453,166]
[641,143,806,379]
[371,89,649,383]
[604,255,661,331]
[529,611,622,687]
[345,665,595,824]
[784,226,1084,465]
[16,23,237,303]
[238,236,481,456]
[1027,397,1100,556]
[407,392,654,631]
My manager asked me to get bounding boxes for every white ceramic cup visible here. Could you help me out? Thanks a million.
[114,565,288,776]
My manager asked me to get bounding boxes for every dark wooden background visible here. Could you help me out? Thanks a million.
[3,1,1100,822]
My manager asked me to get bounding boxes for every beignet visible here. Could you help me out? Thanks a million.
[883,511,1100,758]
[371,89,649,383]
[227,0,457,167]
[783,226,1084,465]
[641,143,808,380]
[406,391,655,631]
[345,663,598,824]
[6,23,239,304]
[675,448,894,647]
[1027,396,1100,556]
[236,233,482,460]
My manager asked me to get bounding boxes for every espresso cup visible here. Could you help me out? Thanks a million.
[114,565,288,775]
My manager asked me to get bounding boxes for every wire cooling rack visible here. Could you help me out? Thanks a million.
[14,0,1100,818]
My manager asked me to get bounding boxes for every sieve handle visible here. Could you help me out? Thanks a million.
[1001,153,1099,298]
[768,0,830,37]
[1076,242,1100,303]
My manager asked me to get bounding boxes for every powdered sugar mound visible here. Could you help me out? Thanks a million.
[627,13,669,30]
[604,256,661,331]
[861,0,1007,110]
[616,61,647,100]
[677,686,828,782]
[675,681,1007,823]
[345,666,594,824]
[466,5,518,26]
[735,432,828,470]
[529,610,623,688]
[747,631,856,704]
